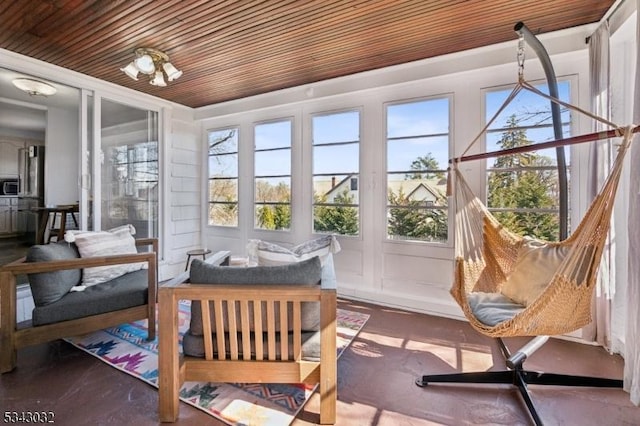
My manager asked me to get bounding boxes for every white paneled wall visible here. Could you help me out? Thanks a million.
[165,117,202,277]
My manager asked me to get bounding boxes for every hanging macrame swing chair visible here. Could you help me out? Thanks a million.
[415,28,638,426]
[451,86,634,340]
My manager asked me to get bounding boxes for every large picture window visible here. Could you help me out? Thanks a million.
[386,97,450,243]
[485,81,572,241]
[207,127,239,227]
[312,110,360,235]
[254,120,292,230]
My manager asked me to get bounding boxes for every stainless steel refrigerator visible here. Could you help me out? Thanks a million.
[17,145,45,244]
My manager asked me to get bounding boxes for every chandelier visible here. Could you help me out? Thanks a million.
[120,47,182,87]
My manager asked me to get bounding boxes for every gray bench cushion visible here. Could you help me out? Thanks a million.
[467,292,525,326]
[26,242,81,306]
[32,269,148,326]
[188,256,322,334]
[185,256,323,359]
[182,329,321,361]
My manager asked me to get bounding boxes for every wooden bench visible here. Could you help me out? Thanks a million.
[0,238,158,373]
[158,251,337,424]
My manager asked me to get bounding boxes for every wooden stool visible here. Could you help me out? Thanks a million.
[185,248,212,271]
[46,206,79,243]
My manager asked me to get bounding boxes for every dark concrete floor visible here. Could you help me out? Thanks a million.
[0,236,29,265]
[1,296,638,425]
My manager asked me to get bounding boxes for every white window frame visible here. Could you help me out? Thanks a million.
[311,108,361,236]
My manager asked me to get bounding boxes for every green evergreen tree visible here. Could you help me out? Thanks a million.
[255,181,291,230]
[407,153,445,180]
[387,187,447,241]
[273,204,291,230]
[488,115,559,241]
[256,204,276,229]
[314,189,359,235]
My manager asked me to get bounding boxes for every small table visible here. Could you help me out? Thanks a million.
[185,248,212,270]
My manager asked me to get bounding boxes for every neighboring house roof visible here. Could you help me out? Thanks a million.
[315,175,447,204]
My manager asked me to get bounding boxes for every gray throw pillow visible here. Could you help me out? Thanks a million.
[189,256,322,334]
[26,242,81,306]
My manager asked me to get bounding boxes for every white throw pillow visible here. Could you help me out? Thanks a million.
[66,224,145,286]
[500,238,569,306]
[247,235,341,289]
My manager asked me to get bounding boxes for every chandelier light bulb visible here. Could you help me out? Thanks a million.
[120,62,139,80]
[162,62,183,81]
[134,54,155,74]
[150,70,167,87]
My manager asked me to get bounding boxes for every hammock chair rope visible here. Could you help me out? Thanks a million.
[450,77,636,337]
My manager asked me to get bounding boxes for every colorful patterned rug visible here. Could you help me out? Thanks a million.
[64,301,369,425]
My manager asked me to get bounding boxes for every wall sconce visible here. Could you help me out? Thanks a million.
[12,78,57,96]
[120,47,182,87]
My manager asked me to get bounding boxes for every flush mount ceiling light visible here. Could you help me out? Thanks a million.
[12,78,57,97]
[120,47,182,87]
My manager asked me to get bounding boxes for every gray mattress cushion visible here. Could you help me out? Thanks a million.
[182,329,321,361]
[467,292,525,326]
[32,269,148,326]
[188,256,322,335]
[26,242,82,306]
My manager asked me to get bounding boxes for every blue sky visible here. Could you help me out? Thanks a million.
[210,80,571,178]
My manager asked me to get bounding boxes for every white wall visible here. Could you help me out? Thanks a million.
[163,110,203,277]
[197,24,598,320]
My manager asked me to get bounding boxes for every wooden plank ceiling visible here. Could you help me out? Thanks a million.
[0,0,614,108]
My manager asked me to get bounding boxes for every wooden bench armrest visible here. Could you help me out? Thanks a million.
[0,251,156,276]
[135,237,159,252]
[0,238,159,277]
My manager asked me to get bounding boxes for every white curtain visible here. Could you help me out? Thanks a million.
[586,22,613,349]
[624,0,640,405]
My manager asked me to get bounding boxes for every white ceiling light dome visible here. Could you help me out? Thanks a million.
[12,78,57,97]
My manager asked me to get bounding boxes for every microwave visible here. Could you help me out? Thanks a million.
[0,179,18,196]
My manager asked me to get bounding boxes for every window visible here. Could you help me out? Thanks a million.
[312,110,360,235]
[207,128,239,227]
[254,120,292,230]
[100,99,159,239]
[386,97,450,243]
[106,141,158,234]
[485,81,572,241]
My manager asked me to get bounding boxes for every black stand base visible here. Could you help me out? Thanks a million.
[415,338,623,426]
